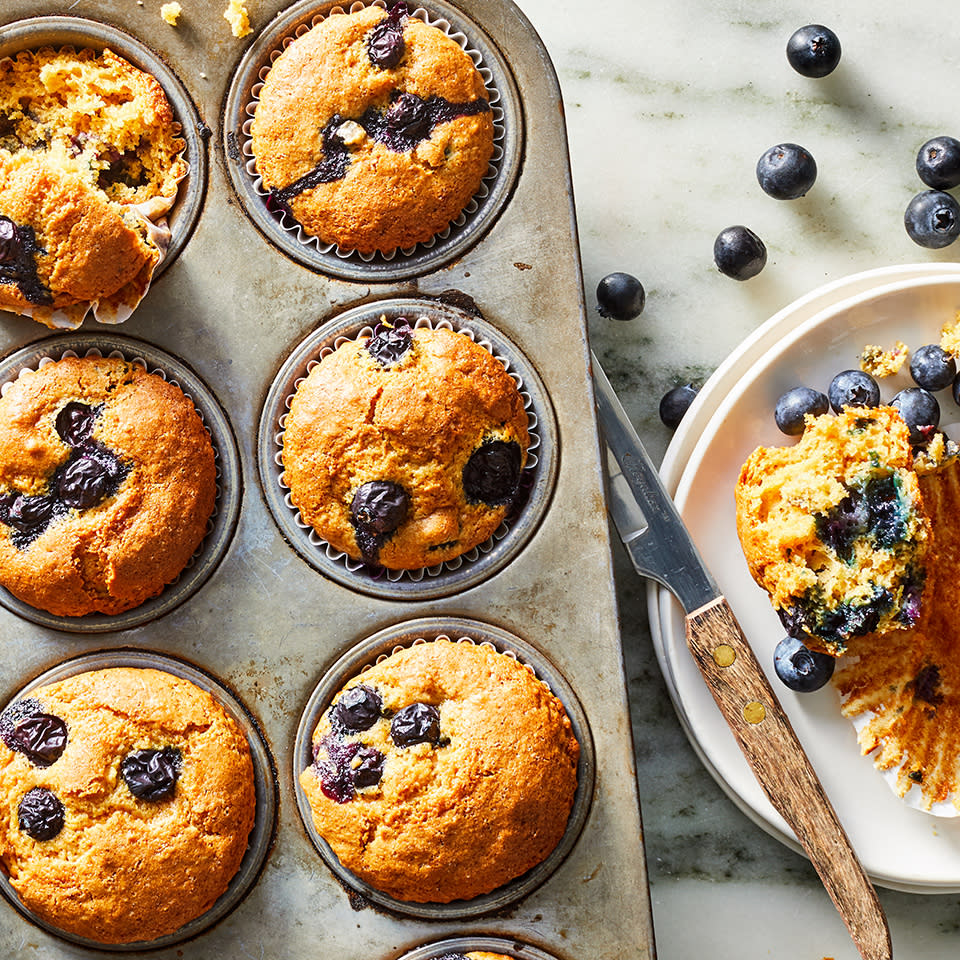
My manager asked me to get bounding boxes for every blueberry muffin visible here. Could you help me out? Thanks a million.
[251,2,494,253]
[0,355,216,617]
[0,48,187,327]
[281,322,529,570]
[735,406,932,655]
[0,666,256,943]
[300,639,580,903]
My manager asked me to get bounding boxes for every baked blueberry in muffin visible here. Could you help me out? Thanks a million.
[251,3,495,253]
[735,406,934,655]
[281,322,529,570]
[299,639,579,902]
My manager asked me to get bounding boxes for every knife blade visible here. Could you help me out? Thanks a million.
[591,353,892,960]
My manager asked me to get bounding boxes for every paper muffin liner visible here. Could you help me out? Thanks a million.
[0,334,241,634]
[293,618,594,919]
[240,0,506,264]
[259,299,557,599]
[0,37,196,330]
[0,648,277,951]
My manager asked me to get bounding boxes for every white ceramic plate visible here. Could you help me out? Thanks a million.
[647,265,960,894]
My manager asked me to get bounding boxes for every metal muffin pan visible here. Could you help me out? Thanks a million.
[0,333,242,635]
[223,0,523,282]
[0,1,655,959]
[293,617,594,919]
[0,647,277,952]
[259,297,557,599]
[399,936,565,960]
[0,16,208,279]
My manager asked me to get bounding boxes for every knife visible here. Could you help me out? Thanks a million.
[591,353,892,960]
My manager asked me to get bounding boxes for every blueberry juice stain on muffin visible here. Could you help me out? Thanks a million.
[299,640,580,903]
[0,668,256,944]
[282,321,530,571]
[251,3,496,253]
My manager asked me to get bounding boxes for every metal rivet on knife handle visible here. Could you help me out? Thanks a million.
[712,644,736,667]
[743,701,766,724]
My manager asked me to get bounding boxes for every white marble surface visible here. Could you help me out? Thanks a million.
[516,0,960,958]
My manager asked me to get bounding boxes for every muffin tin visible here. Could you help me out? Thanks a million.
[0,2,654,960]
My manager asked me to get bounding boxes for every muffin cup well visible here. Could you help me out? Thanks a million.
[398,937,564,960]
[0,18,206,324]
[223,0,522,281]
[0,333,241,634]
[0,647,277,951]
[293,617,595,919]
[258,297,557,600]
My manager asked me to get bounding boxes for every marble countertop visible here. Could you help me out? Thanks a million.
[517,0,960,957]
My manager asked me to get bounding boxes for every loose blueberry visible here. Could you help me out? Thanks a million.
[121,747,182,802]
[756,143,817,200]
[774,386,829,435]
[827,369,880,412]
[786,24,841,78]
[55,402,99,446]
[904,190,960,248]
[18,787,65,841]
[910,344,956,392]
[390,702,441,747]
[331,684,382,733]
[596,272,646,321]
[713,225,767,280]
[773,635,836,692]
[891,387,940,444]
[367,0,407,69]
[659,383,698,429]
[352,746,386,789]
[463,439,523,505]
[366,321,413,366]
[916,136,960,190]
[0,699,67,767]
[57,447,123,510]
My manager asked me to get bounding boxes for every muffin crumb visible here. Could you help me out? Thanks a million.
[940,311,960,356]
[860,340,909,377]
[224,0,252,37]
[160,2,182,25]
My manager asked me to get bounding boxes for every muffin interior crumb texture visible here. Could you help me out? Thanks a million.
[0,46,187,327]
[251,3,495,253]
[0,666,257,944]
[300,639,580,903]
[0,354,217,617]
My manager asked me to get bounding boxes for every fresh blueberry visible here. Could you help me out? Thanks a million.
[904,190,960,248]
[331,684,382,733]
[596,272,646,321]
[0,699,67,767]
[773,635,836,692]
[952,370,960,407]
[713,225,767,280]
[462,439,523,505]
[18,787,65,841]
[828,369,880,412]
[774,386,829,435]
[910,344,956,391]
[121,747,182,802]
[390,702,441,747]
[756,143,817,200]
[891,387,940,444]
[786,25,841,78]
[55,402,99,447]
[659,383,698,429]
[916,136,960,190]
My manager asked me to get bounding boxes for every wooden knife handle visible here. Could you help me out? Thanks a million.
[685,596,892,960]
